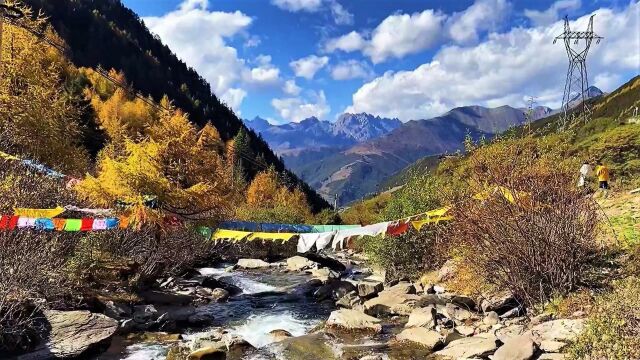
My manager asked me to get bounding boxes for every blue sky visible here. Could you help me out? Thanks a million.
[123,0,638,124]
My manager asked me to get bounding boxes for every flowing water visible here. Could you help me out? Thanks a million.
[100,266,335,360]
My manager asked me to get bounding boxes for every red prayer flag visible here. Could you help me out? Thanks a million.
[8,216,19,229]
[386,221,410,236]
[80,218,94,231]
[0,215,9,229]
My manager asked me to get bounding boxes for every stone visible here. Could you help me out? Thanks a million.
[405,306,437,328]
[396,327,443,349]
[309,267,341,283]
[433,285,446,294]
[455,325,475,336]
[336,291,362,309]
[18,310,117,359]
[286,256,318,271]
[363,292,421,317]
[500,305,525,319]
[139,290,193,305]
[237,258,272,269]
[440,303,474,322]
[269,329,293,342]
[530,319,585,343]
[314,280,357,301]
[495,324,526,342]
[102,300,131,320]
[187,346,226,360]
[132,305,158,323]
[530,313,553,325]
[492,335,537,360]
[434,334,500,359]
[540,340,567,352]
[356,280,384,299]
[325,309,382,333]
[480,291,519,314]
[387,282,416,295]
[208,288,230,303]
[483,311,500,325]
[537,354,566,360]
[302,253,347,272]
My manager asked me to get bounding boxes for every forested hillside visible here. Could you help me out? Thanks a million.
[22,0,329,211]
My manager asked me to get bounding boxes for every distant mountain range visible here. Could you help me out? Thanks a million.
[248,86,603,205]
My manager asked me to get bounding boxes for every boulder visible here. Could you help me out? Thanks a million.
[483,311,500,325]
[495,324,526,342]
[492,335,537,360]
[405,306,437,329]
[363,292,421,317]
[200,276,242,295]
[537,354,566,360]
[540,340,567,352]
[237,258,272,269]
[18,310,118,359]
[396,327,443,349]
[336,291,362,309]
[208,288,230,303]
[480,291,519,314]
[530,319,585,343]
[269,329,293,342]
[455,325,475,337]
[434,334,500,359]
[132,305,158,324]
[325,309,382,334]
[101,300,131,320]
[439,303,474,322]
[301,253,347,272]
[314,280,357,301]
[187,346,226,360]
[356,280,384,299]
[286,256,318,271]
[309,267,341,283]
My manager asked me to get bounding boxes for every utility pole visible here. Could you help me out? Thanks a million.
[553,15,603,128]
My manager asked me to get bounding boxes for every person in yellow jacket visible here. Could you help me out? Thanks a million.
[596,162,610,191]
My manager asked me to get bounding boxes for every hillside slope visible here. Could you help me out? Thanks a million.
[24,0,329,211]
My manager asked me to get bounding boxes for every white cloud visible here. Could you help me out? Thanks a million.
[290,55,329,79]
[272,90,330,122]
[366,10,446,63]
[271,0,322,12]
[447,0,511,44]
[525,0,582,26]
[324,31,366,53]
[143,1,252,112]
[243,35,261,48]
[243,55,281,86]
[330,60,374,80]
[283,79,302,96]
[328,0,354,25]
[346,3,639,121]
[324,10,446,63]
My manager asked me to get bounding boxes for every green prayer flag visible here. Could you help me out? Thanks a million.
[64,219,82,231]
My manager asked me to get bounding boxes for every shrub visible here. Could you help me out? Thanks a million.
[567,277,640,360]
[448,138,599,307]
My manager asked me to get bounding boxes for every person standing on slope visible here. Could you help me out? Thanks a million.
[596,161,610,197]
[578,161,592,190]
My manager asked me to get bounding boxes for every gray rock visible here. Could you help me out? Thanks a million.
[286,256,318,271]
[495,324,526,342]
[326,309,382,333]
[440,303,474,322]
[336,291,362,309]
[434,334,500,359]
[102,300,131,320]
[540,340,567,352]
[237,258,272,269]
[139,290,193,305]
[132,305,158,323]
[492,335,537,360]
[308,267,341,283]
[483,311,500,325]
[405,306,437,329]
[314,280,357,301]
[208,288,230,302]
[396,327,443,349]
[480,291,518,314]
[455,325,475,336]
[363,291,421,317]
[17,310,117,359]
[269,329,293,342]
[530,319,585,343]
[356,280,384,298]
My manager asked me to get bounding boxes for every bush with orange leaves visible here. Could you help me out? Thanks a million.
[447,137,600,307]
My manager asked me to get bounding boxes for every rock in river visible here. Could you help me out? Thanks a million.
[237,258,273,269]
[325,309,382,334]
[17,310,117,359]
[396,327,443,349]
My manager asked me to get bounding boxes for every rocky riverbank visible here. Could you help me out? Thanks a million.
[13,251,586,360]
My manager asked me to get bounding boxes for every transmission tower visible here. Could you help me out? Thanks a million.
[553,15,603,127]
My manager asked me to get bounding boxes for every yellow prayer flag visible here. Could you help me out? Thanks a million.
[14,206,65,219]
[212,229,252,241]
[0,151,20,161]
[247,232,297,242]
